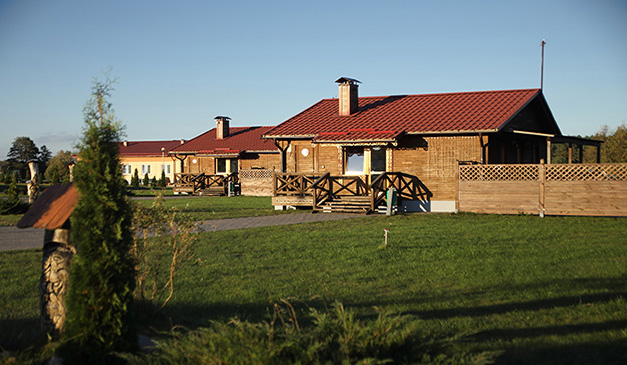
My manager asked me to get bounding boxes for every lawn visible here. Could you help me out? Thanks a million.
[1,213,625,363]
[134,195,296,221]
[0,195,292,226]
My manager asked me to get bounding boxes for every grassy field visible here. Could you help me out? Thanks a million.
[0,195,292,226]
[1,213,626,363]
[135,195,296,221]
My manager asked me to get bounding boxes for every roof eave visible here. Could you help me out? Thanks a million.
[405,129,499,135]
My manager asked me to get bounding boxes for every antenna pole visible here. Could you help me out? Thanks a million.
[540,39,546,90]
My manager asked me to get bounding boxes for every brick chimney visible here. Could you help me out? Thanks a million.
[335,77,360,116]
[215,116,231,139]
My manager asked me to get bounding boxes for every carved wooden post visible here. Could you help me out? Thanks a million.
[40,229,75,337]
[68,161,76,182]
[16,183,78,338]
[27,160,39,204]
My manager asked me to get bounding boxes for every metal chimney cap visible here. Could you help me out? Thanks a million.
[335,77,361,84]
[214,116,231,121]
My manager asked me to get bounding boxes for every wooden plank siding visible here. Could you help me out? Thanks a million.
[283,136,482,203]
[458,163,627,217]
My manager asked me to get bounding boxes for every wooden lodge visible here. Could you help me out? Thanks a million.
[263,77,601,213]
[169,116,280,195]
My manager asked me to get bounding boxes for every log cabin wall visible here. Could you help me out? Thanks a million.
[392,136,481,202]
[240,153,281,171]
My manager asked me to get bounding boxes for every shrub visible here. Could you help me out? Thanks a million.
[0,173,28,214]
[131,196,200,311]
[122,300,495,364]
[131,168,139,187]
[59,77,137,362]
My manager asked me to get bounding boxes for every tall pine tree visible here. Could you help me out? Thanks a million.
[60,77,137,362]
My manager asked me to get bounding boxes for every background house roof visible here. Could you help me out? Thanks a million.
[264,89,543,141]
[170,126,278,155]
[118,140,185,157]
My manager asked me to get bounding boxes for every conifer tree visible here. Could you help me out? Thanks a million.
[131,168,139,187]
[60,77,137,361]
[143,172,150,186]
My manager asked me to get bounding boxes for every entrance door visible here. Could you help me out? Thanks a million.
[370,147,386,182]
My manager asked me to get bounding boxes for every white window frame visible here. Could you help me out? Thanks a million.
[122,165,132,175]
[162,164,171,174]
[142,164,151,175]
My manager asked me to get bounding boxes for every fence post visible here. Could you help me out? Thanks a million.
[539,159,546,217]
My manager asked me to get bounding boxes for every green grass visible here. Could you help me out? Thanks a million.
[135,195,297,221]
[2,213,626,363]
[126,186,174,196]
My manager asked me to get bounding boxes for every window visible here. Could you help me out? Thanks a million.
[216,158,227,173]
[162,164,171,174]
[142,164,151,175]
[122,165,132,175]
[345,147,364,174]
[217,158,237,174]
[371,147,386,172]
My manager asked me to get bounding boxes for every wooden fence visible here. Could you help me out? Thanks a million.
[458,163,627,216]
[239,169,275,196]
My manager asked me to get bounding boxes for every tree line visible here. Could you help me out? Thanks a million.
[551,122,627,164]
[0,137,74,184]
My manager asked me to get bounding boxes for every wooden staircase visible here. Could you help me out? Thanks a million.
[321,195,372,214]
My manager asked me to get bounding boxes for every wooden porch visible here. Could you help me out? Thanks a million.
[173,172,240,196]
[272,172,431,214]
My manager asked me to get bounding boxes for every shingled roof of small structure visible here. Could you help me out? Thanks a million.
[170,126,278,155]
[264,89,542,141]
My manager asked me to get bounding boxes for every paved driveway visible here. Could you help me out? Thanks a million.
[0,212,372,252]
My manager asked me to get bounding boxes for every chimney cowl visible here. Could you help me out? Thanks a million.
[123,141,128,147]
[215,116,231,139]
[336,77,360,116]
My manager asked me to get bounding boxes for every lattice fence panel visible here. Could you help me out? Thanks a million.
[239,169,275,179]
[459,164,539,181]
[547,164,627,181]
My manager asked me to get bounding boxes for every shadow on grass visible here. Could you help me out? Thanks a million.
[402,291,627,321]
[492,340,627,365]
[0,317,46,352]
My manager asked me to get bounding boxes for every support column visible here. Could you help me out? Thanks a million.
[546,138,552,164]
[568,144,573,164]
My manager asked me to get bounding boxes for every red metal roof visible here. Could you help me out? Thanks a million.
[264,89,541,141]
[17,183,79,230]
[118,140,186,157]
[170,126,278,154]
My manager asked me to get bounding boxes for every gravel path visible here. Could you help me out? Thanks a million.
[0,212,372,252]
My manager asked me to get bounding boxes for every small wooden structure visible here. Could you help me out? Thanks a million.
[17,183,79,337]
[169,117,280,187]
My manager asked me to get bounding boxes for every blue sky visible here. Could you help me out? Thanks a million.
[1,0,625,157]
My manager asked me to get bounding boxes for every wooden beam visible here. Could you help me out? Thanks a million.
[568,143,573,164]
[546,138,552,164]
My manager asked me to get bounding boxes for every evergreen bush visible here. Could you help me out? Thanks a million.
[131,168,139,187]
[59,78,137,362]
[143,173,150,186]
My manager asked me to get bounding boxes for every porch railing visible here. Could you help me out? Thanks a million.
[174,172,239,194]
[272,173,322,196]
[370,172,432,211]
[311,173,370,211]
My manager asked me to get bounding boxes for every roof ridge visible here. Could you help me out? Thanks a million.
[318,88,541,102]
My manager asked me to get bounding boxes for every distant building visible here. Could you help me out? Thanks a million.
[118,140,185,184]
[168,116,280,175]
